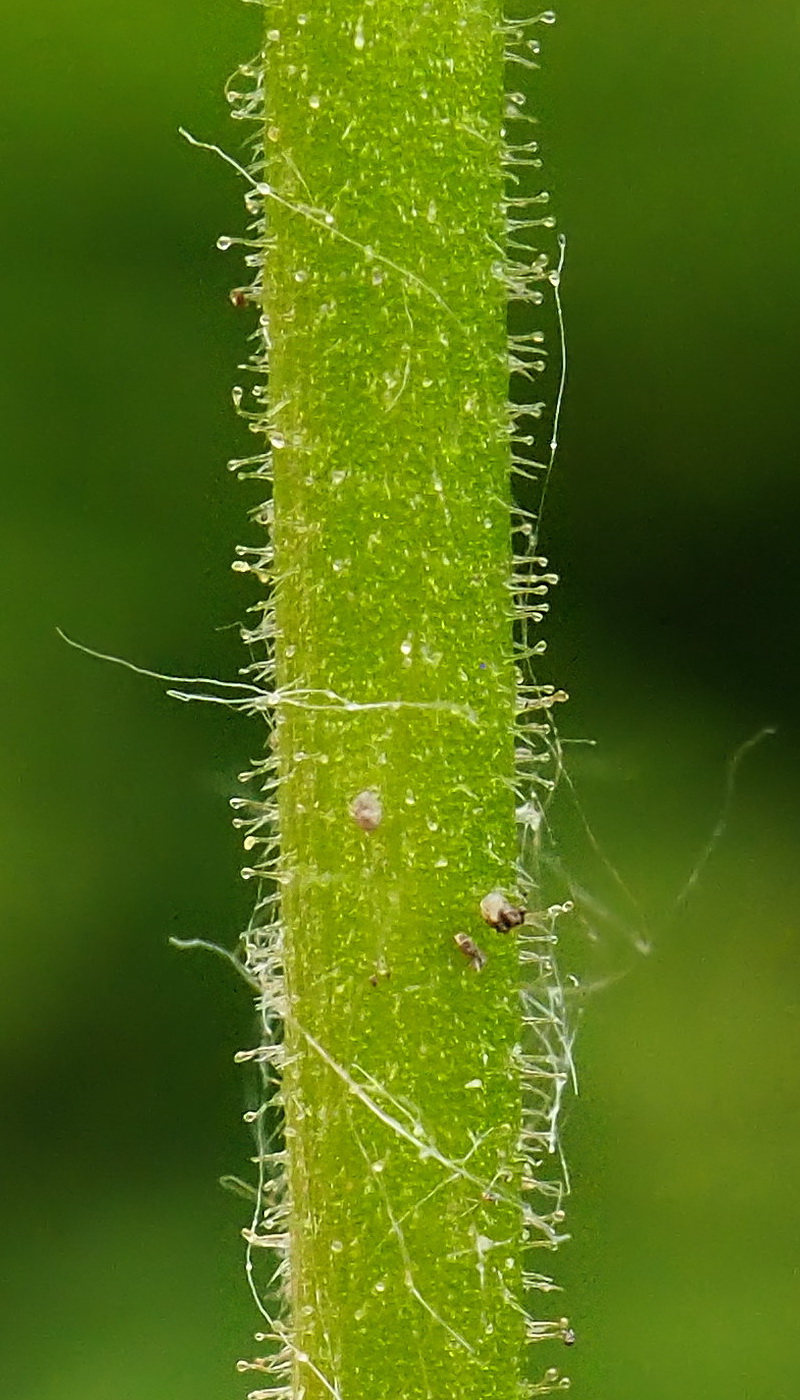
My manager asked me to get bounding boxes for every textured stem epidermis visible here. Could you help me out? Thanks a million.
[227,5,573,1399]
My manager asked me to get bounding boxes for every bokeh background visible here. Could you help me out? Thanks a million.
[1,1,798,1397]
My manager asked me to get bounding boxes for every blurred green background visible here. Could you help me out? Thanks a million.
[1,1,798,1396]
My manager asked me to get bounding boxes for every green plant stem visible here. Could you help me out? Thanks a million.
[262,4,528,1397]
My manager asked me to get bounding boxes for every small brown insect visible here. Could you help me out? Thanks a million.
[229,286,249,307]
[479,890,526,931]
[454,932,487,971]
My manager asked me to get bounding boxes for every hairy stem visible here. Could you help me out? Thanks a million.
[231,4,569,1398]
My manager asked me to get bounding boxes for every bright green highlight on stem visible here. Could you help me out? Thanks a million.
[254,3,548,1398]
